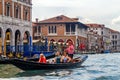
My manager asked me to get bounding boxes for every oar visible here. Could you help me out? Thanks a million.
[73,55,88,62]
[73,56,81,60]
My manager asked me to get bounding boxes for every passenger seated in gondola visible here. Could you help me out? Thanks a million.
[54,51,61,63]
[51,59,55,64]
[61,52,71,63]
[39,53,46,63]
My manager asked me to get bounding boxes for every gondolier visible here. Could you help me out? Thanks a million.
[65,41,75,59]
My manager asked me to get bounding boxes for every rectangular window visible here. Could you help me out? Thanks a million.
[53,26,56,33]
[112,41,114,45]
[65,24,75,35]
[101,31,103,35]
[6,5,10,16]
[38,26,41,33]
[49,26,50,33]
[15,7,19,18]
[66,24,70,32]
[48,26,57,34]
[25,11,28,20]
[115,35,117,39]
[112,35,114,39]
[33,27,37,32]
[49,26,52,33]
[71,24,75,32]
[115,41,117,45]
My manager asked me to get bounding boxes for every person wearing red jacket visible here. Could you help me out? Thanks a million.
[39,53,46,63]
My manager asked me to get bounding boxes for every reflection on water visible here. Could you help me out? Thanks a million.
[1,53,120,80]
[16,69,72,77]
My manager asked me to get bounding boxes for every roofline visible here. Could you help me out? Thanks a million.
[37,22,79,24]
[33,22,88,29]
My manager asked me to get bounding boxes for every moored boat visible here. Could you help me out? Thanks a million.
[10,55,88,70]
[0,55,10,64]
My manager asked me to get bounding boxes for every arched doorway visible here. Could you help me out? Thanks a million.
[5,28,12,56]
[58,39,64,43]
[23,31,30,56]
[23,31,30,44]
[50,39,55,42]
[66,39,74,45]
[15,30,21,54]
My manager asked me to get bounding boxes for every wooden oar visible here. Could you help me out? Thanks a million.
[73,56,81,60]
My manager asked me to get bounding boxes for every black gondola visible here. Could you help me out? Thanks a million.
[0,52,56,64]
[10,55,88,70]
[0,58,10,64]
[0,55,10,64]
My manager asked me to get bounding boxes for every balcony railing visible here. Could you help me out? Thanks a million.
[17,0,32,5]
[65,32,76,35]
[1,16,31,27]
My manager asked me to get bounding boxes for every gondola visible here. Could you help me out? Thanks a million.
[10,55,88,70]
[0,55,10,64]
[0,52,55,64]
[0,58,10,64]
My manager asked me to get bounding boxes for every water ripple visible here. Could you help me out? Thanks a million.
[1,53,120,80]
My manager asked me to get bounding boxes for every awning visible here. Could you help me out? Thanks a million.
[58,39,64,42]
[23,40,28,43]
[24,40,40,43]
[79,43,85,50]
[6,40,10,43]
[50,39,55,42]
[32,40,39,43]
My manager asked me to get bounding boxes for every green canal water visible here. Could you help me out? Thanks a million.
[0,64,22,78]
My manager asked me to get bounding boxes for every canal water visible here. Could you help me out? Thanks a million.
[0,53,120,80]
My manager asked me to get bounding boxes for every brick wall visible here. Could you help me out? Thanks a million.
[33,23,77,46]
[0,1,2,15]
[0,0,31,21]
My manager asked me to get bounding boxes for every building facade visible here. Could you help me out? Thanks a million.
[110,29,120,52]
[33,15,88,51]
[0,0,32,56]
[86,24,111,52]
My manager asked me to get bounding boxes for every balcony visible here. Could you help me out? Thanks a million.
[17,0,32,5]
[65,32,76,35]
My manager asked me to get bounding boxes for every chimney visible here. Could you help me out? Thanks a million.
[36,18,39,23]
